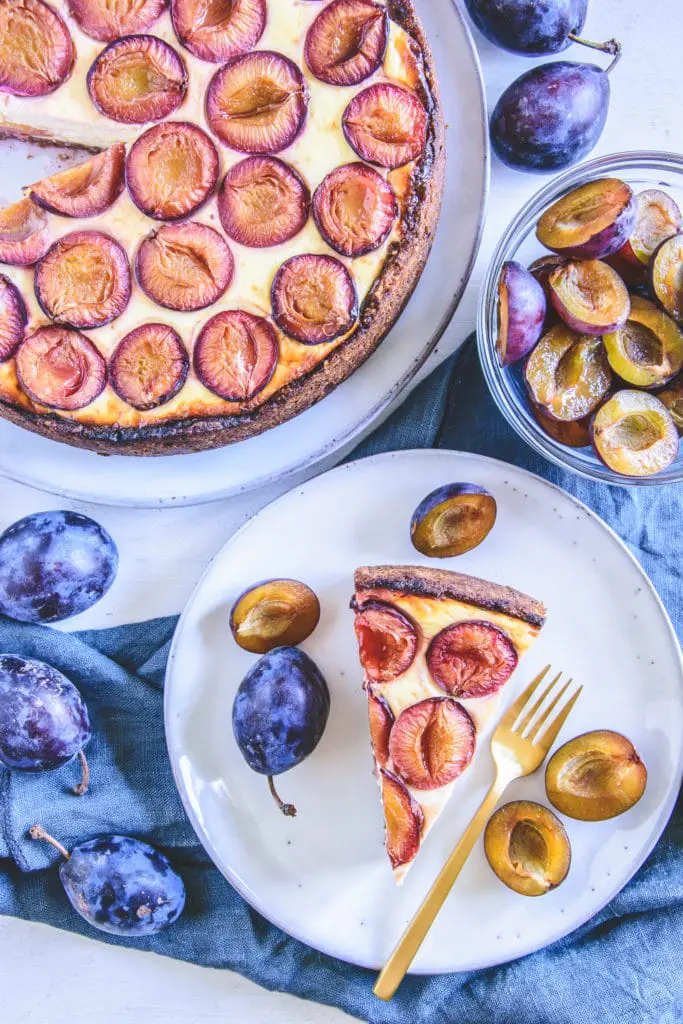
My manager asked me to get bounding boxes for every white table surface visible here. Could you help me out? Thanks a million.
[1,1,678,1020]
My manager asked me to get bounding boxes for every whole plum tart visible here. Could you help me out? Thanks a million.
[0,0,444,455]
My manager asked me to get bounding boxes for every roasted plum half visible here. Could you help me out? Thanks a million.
[353,600,418,683]
[109,323,189,410]
[525,326,611,422]
[650,233,683,323]
[312,162,396,258]
[591,390,678,477]
[536,178,636,259]
[603,297,683,388]
[658,378,683,434]
[546,730,647,821]
[0,275,27,361]
[218,156,309,248]
[230,579,320,654]
[548,259,630,335]
[126,121,219,220]
[0,199,50,266]
[381,769,423,869]
[136,222,234,311]
[16,326,106,410]
[35,230,131,329]
[194,310,278,401]
[427,621,517,700]
[530,402,591,448]
[68,0,166,42]
[484,801,571,897]
[368,691,393,768]
[29,145,126,219]
[0,0,73,97]
[410,483,497,558]
[389,697,476,790]
[206,51,308,155]
[343,83,427,169]
[171,0,266,63]
[271,253,357,344]
[304,0,387,86]
[619,189,682,268]
[496,260,546,366]
[87,34,187,125]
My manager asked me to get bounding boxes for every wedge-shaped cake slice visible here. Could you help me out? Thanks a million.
[352,565,546,882]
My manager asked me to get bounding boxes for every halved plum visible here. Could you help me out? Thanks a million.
[35,230,131,329]
[0,0,73,97]
[619,189,682,268]
[0,275,27,361]
[410,483,497,558]
[381,769,423,869]
[126,121,219,220]
[389,697,476,790]
[548,259,630,335]
[271,253,357,344]
[368,691,393,768]
[206,51,308,154]
[530,401,591,448]
[136,222,234,312]
[604,250,648,290]
[658,379,683,434]
[68,0,166,42]
[171,0,266,63]
[496,260,546,366]
[0,199,50,266]
[312,162,396,258]
[16,326,106,410]
[525,325,611,422]
[87,34,187,125]
[484,800,571,897]
[426,621,518,699]
[230,578,320,654]
[29,144,126,218]
[546,730,647,821]
[591,390,678,477]
[109,323,189,410]
[304,0,387,86]
[342,83,427,169]
[353,600,418,683]
[603,296,683,388]
[536,178,636,259]
[218,156,309,248]
[650,233,683,323]
[194,309,278,401]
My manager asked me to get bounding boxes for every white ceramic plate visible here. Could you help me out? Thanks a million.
[0,0,488,508]
[165,450,683,973]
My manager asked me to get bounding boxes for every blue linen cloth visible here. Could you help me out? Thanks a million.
[1,336,682,1024]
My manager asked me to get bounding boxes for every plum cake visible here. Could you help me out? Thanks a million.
[352,565,546,882]
[0,0,444,455]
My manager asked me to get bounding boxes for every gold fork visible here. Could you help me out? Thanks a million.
[373,665,582,1001]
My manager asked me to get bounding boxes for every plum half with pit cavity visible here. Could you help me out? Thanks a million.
[16,326,106,410]
[603,296,683,388]
[619,189,682,268]
[312,162,396,258]
[218,156,309,248]
[343,83,427,169]
[35,230,131,329]
[68,0,166,42]
[525,325,611,422]
[650,233,683,323]
[271,253,357,344]
[548,259,630,335]
[194,310,278,401]
[0,0,73,97]
[353,600,418,683]
[389,697,476,790]
[171,0,266,63]
[304,0,387,86]
[530,401,591,448]
[230,579,320,654]
[427,621,517,699]
[658,378,683,434]
[29,144,126,218]
[126,121,219,220]
[0,275,27,361]
[591,390,678,477]
[109,323,188,410]
[546,730,647,821]
[484,800,571,897]
[410,483,497,558]
[381,769,423,869]
[206,51,308,154]
[135,222,233,311]
[536,178,636,259]
[0,199,50,266]
[368,691,393,768]
[496,260,546,366]
[87,34,187,124]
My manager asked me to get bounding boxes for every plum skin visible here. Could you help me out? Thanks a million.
[497,261,546,366]
[464,0,587,55]
[411,483,497,558]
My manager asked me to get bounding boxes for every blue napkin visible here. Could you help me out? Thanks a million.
[1,336,682,1024]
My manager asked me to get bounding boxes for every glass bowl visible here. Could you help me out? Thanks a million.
[477,151,683,486]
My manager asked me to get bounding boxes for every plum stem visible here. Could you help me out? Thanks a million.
[567,35,622,73]
[29,825,70,860]
[72,749,90,796]
[268,776,297,817]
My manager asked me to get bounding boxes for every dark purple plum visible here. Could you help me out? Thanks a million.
[271,253,358,344]
[0,510,118,623]
[0,656,91,793]
[171,0,266,63]
[218,157,309,248]
[232,645,330,816]
[68,0,167,42]
[0,0,74,97]
[30,827,185,935]
[34,231,131,329]
[496,260,546,366]
[0,275,27,361]
[410,483,497,558]
[87,34,187,125]
[463,0,587,55]
[536,179,637,259]
[304,0,387,86]
[16,327,107,410]
[29,144,126,219]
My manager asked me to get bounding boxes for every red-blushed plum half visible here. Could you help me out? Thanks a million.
[342,83,427,169]
[35,230,131,329]
[427,621,518,699]
[380,769,423,869]
[368,690,394,769]
[193,310,279,401]
[389,697,476,790]
[206,51,308,154]
[0,0,73,97]
[535,178,636,259]
[135,221,234,312]
[496,260,546,366]
[312,162,396,258]
[0,275,28,361]
[29,144,126,218]
[218,156,309,248]
[591,390,679,477]
[171,0,266,63]
[353,599,419,683]
[68,0,167,42]
[0,199,50,266]
[87,34,187,125]
[126,121,219,220]
[549,259,630,335]
[15,326,107,410]
[109,323,189,410]
[619,189,682,268]
[271,253,358,344]
[304,0,387,86]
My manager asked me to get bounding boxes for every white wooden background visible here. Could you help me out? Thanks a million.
[1,1,677,1020]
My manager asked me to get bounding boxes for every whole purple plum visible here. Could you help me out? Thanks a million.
[496,261,546,366]
[464,0,587,55]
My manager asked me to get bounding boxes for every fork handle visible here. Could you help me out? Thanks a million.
[373,774,509,1001]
